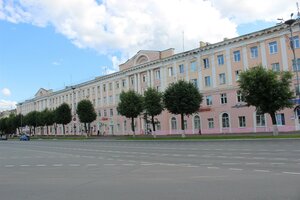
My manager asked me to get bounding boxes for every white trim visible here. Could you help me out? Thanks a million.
[280,36,289,71]
[226,48,233,85]
[260,42,267,67]
[242,46,248,71]
[211,55,216,88]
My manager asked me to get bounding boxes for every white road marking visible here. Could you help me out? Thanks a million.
[254,169,270,172]
[199,163,213,166]
[52,164,63,167]
[36,164,46,167]
[104,164,116,166]
[86,164,98,167]
[253,157,265,160]
[222,163,240,165]
[270,163,285,165]
[245,162,260,165]
[282,172,300,175]
[20,164,30,167]
[229,168,243,171]
[122,163,135,166]
[207,166,219,169]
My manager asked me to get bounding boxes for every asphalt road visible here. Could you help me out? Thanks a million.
[0,139,300,200]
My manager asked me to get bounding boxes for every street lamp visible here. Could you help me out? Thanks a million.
[71,86,76,134]
[282,14,300,101]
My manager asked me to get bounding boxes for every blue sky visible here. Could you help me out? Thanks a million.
[0,0,297,111]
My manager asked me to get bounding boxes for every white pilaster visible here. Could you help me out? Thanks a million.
[280,36,289,71]
[226,48,233,85]
[260,42,268,67]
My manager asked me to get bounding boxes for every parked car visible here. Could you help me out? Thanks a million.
[20,134,30,141]
[0,135,8,140]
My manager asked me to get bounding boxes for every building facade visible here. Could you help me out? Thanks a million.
[17,22,300,136]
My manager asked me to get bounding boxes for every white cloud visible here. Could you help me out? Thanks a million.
[0,0,296,71]
[52,61,61,66]
[1,88,11,97]
[0,99,16,111]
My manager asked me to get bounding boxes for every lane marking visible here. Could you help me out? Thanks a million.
[207,166,219,169]
[282,172,300,175]
[270,163,285,165]
[104,164,116,166]
[122,163,135,166]
[222,163,240,165]
[229,168,243,171]
[52,164,63,167]
[254,169,270,172]
[20,164,30,167]
[245,162,260,165]
[86,164,98,167]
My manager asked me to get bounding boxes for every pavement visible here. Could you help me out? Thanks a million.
[0,139,300,200]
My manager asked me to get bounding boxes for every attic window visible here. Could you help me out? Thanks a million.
[136,55,148,65]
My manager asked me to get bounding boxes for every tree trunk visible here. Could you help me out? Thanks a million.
[181,113,185,138]
[151,115,156,138]
[63,124,65,135]
[131,117,135,137]
[46,125,49,135]
[270,112,278,136]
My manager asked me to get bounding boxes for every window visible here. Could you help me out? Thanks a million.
[103,84,106,92]
[97,86,100,94]
[292,36,300,49]
[109,83,112,91]
[256,112,266,127]
[190,61,197,72]
[116,81,119,89]
[222,113,230,128]
[98,110,101,117]
[292,58,300,71]
[109,95,113,104]
[250,46,258,58]
[168,67,174,76]
[110,108,113,117]
[191,79,198,88]
[130,77,134,85]
[184,120,187,130]
[208,118,214,128]
[104,109,107,117]
[219,73,226,84]
[124,120,127,131]
[237,91,245,102]
[194,116,200,130]
[205,76,211,87]
[239,116,246,127]
[220,93,227,104]
[235,70,241,81]
[206,95,212,106]
[269,41,278,54]
[271,63,280,72]
[276,113,285,125]
[155,70,160,79]
[203,58,209,69]
[156,121,161,130]
[179,64,184,73]
[103,97,107,105]
[171,117,177,130]
[142,74,147,82]
[233,50,241,62]
[122,79,126,87]
[217,55,224,65]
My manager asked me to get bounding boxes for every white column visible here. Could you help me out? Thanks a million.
[260,42,268,67]
[280,36,289,71]
[226,48,233,85]
[137,73,140,93]
[211,55,217,88]
[147,70,151,87]
[150,70,154,86]
[161,66,167,91]
[242,46,249,71]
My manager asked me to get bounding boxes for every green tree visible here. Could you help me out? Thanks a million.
[143,88,164,137]
[238,65,294,136]
[24,111,39,135]
[55,103,72,135]
[43,109,55,135]
[117,90,144,137]
[77,99,97,136]
[163,80,203,137]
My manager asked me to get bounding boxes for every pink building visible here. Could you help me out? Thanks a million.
[17,22,300,136]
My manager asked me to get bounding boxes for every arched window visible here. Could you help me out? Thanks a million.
[171,117,177,130]
[194,115,200,130]
[222,113,230,128]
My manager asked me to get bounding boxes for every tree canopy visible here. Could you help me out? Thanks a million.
[117,90,143,136]
[163,80,203,137]
[55,103,72,135]
[77,99,97,135]
[238,65,294,135]
[143,88,164,134]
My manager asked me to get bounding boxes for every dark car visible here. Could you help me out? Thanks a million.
[20,134,30,141]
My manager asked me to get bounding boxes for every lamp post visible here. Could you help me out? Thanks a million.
[284,16,300,101]
[71,86,76,135]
